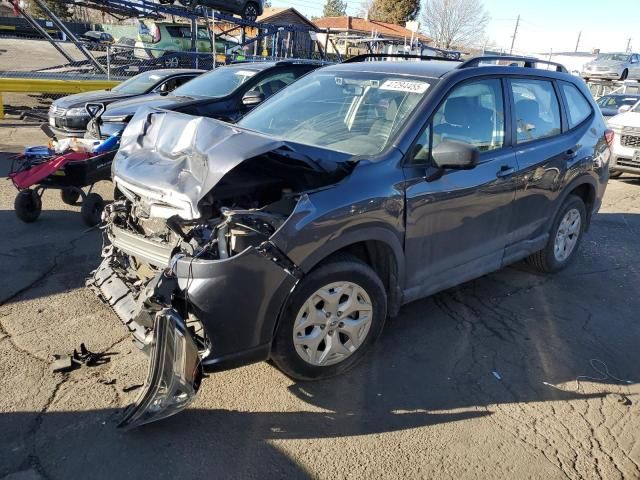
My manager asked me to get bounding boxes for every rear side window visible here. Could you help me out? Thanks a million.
[511,79,561,143]
[561,83,593,128]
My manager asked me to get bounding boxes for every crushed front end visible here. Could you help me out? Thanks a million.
[87,108,351,428]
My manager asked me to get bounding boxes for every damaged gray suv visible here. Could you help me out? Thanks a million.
[89,55,611,428]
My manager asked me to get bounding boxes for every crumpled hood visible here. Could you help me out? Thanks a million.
[112,107,286,220]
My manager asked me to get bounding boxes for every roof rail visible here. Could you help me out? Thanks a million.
[343,53,462,64]
[458,55,568,73]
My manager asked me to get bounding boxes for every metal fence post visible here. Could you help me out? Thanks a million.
[106,45,111,80]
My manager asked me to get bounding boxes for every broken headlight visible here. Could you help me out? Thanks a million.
[118,309,203,430]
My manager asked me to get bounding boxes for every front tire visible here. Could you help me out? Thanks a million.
[620,69,629,81]
[80,193,104,226]
[60,187,80,205]
[14,189,42,223]
[242,2,259,22]
[271,254,387,381]
[527,195,586,273]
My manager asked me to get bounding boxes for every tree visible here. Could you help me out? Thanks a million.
[368,0,419,24]
[421,0,489,49]
[28,0,73,20]
[322,0,347,17]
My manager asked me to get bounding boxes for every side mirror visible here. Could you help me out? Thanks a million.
[432,140,480,170]
[242,90,265,107]
[618,105,632,114]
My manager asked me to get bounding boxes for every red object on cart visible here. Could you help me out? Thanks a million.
[9,151,92,190]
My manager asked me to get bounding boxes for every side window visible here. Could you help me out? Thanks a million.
[561,83,593,128]
[511,79,561,143]
[252,71,298,98]
[411,126,431,164]
[432,78,505,152]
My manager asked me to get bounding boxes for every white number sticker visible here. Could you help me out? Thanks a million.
[380,80,429,94]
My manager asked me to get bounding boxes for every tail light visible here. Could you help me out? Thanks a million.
[605,129,614,146]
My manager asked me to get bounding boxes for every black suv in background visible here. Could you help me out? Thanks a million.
[85,60,324,139]
[89,55,611,428]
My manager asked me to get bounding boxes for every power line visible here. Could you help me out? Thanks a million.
[509,14,519,54]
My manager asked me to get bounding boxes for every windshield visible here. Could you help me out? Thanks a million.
[112,71,166,95]
[595,54,629,62]
[172,66,257,98]
[238,71,433,156]
[597,95,640,109]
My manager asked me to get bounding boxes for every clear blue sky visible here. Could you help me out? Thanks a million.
[274,0,638,54]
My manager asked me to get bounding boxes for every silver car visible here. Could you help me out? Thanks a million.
[581,52,640,81]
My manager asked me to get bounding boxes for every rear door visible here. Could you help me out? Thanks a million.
[505,77,576,251]
[403,77,518,298]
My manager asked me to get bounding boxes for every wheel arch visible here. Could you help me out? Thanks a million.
[269,227,405,344]
[297,227,405,316]
[549,175,597,232]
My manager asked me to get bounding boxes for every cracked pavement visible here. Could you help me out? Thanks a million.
[0,123,639,479]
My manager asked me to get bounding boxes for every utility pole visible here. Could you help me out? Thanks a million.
[626,37,632,53]
[509,15,520,54]
[575,31,581,52]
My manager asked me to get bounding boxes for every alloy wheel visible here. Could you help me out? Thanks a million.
[554,208,581,262]
[293,281,373,367]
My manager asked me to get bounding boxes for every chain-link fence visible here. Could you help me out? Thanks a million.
[0,35,323,117]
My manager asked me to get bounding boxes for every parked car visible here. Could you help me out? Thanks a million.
[49,69,203,137]
[81,30,114,48]
[606,102,640,177]
[88,56,610,428]
[581,52,640,81]
[85,60,325,139]
[596,93,640,120]
[133,21,235,68]
[158,0,264,22]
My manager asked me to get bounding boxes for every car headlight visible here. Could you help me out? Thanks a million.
[117,309,202,430]
[102,115,130,122]
[66,107,90,118]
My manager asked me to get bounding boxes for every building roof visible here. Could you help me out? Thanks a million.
[313,16,430,43]
[257,7,317,30]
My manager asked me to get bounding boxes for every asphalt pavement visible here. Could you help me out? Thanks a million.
[0,122,639,480]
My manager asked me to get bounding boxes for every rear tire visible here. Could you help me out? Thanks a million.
[80,193,104,226]
[242,2,259,22]
[14,189,42,223]
[527,195,586,273]
[60,187,80,205]
[609,171,623,179]
[271,254,387,381]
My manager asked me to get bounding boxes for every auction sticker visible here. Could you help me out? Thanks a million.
[380,80,429,94]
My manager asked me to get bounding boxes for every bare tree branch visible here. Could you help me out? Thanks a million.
[421,0,490,49]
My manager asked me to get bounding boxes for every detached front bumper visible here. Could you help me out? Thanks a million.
[89,258,203,429]
[118,309,203,430]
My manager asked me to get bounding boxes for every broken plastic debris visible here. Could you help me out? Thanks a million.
[51,343,110,373]
[122,384,143,393]
[492,371,502,381]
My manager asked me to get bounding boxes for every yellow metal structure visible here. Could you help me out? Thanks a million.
[0,77,121,119]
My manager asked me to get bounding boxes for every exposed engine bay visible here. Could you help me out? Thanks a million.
[88,108,354,429]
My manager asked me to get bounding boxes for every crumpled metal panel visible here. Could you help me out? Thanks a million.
[112,108,285,219]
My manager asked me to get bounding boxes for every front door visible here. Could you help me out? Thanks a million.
[403,77,518,300]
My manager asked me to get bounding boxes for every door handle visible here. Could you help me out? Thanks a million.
[496,166,516,178]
